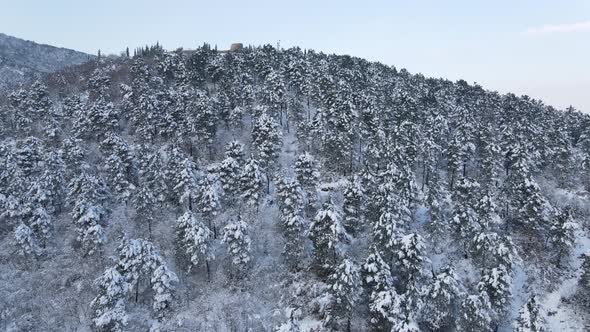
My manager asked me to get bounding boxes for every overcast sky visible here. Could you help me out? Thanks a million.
[1,0,588,112]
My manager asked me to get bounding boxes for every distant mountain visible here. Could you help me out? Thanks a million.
[0,33,92,89]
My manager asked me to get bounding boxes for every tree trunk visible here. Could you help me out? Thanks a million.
[206,260,211,282]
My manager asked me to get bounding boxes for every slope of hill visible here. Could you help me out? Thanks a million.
[1,44,590,332]
[0,33,92,90]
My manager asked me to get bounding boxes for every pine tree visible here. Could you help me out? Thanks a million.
[514,296,543,332]
[362,248,394,331]
[13,223,41,258]
[222,217,252,278]
[420,265,460,331]
[91,267,129,332]
[276,177,305,269]
[372,193,407,259]
[29,206,52,248]
[309,201,348,274]
[294,152,320,212]
[369,288,418,332]
[578,250,590,307]
[133,184,156,236]
[324,258,360,331]
[451,176,480,241]
[252,113,282,191]
[394,233,426,295]
[151,264,178,319]
[342,176,363,235]
[175,211,214,278]
[424,170,448,244]
[240,158,264,210]
[478,266,512,314]
[224,140,245,166]
[174,158,200,211]
[69,172,108,257]
[72,201,106,257]
[549,206,577,266]
[456,293,493,332]
[218,155,241,201]
[197,174,222,237]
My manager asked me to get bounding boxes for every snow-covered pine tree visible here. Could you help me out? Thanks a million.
[224,140,246,166]
[309,200,348,275]
[362,247,394,331]
[251,112,282,192]
[549,206,577,266]
[218,154,241,202]
[151,264,179,319]
[342,176,363,235]
[579,251,590,307]
[13,223,41,258]
[29,206,52,248]
[477,266,512,315]
[394,233,426,297]
[456,293,493,332]
[514,295,543,332]
[451,176,480,242]
[91,267,129,332]
[324,258,360,331]
[175,211,214,278]
[196,174,221,237]
[173,158,200,211]
[420,265,460,331]
[222,217,252,279]
[424,169,448,245]
[240,158,264,211]
[133,184,156,236]
[276,177,306,270]
[294,152,320,213]
[69,172,108,257]
[369,288,418,332]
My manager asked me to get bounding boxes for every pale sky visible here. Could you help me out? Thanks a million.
[1,0,588,112]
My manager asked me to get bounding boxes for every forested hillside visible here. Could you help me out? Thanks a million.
[0,33,92,90]
[1,43,590,331]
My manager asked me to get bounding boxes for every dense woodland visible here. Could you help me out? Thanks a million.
[1,43,590,331]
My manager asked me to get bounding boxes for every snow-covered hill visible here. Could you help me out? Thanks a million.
[1,43,590,332]
[0,33,92,90]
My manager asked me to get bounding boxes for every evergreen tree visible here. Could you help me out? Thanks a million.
[420,265,460,331]
[91,267,129,332]
[133,184,156,236]
[424,170,448,245]
[324,258,360,331]
[309,201,348,274]
[342,176,363,235]
[549,206,577,266]
[222,217,252,278]
[29,206,52,248]
[478,266,512,314]
[196,174,222,237]
[252,113,282,191]
[362,247,394,331]
[151,264,178,319]
[451,176,480,241]
[514,296,543,332]
[276,177,306,269]
[175,211,214,278]
[218,155,241,201]
[294,152,320,212]
[240,158,264,210]
[13,223,41,258]
[456,293,493,332]
[394,233,426,295]
[174,158,200,211]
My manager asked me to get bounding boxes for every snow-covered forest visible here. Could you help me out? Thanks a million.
[1,43,590,331]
